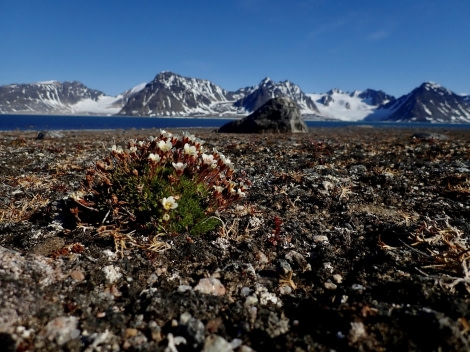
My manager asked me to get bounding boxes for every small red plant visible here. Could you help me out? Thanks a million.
[268,215,283,246]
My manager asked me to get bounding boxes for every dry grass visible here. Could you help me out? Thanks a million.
[0,174,59,223]
[411,219,470,293]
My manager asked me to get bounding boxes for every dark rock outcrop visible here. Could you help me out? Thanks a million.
[356,89,395,106]
[218,97,308,133]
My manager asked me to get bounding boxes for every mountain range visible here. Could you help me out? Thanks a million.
[1,72,469,123]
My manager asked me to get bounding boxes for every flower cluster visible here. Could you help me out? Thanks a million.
[74,131,248,239]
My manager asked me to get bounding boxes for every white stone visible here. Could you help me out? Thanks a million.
[102,265,122,284]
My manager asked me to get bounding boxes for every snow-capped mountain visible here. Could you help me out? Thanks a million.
[233,77,320,115]
[309,89,395,121]
[118,72,236,117]
[1,73,469,123]
[117,72,320,117]
[365,82,470,123]
[0,81,122,115]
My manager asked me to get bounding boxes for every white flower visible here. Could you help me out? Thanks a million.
[184,143,197,156]
[182,131,196,141]
[157,140,173,152]
[172,162,186,171]
[237,188,246,197]
[220,154,234,169]
[129,146,137,153]
[202,153,216,166]
[161,196,178,210]
[160,129,172,137]
[138,141,145,147]
[213,185,224,193]
[111,145,123,154]
[162,213,170,221]
[148,153,161,162]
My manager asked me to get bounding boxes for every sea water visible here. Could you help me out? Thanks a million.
[1,114,470,131]
[0,115,235,131]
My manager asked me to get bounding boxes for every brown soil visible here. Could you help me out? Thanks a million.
[0,126,469,351]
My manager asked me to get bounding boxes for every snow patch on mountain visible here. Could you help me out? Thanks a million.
[309,89,392,121]
[71,95,122,115]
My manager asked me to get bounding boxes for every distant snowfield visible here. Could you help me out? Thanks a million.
[71,95,122,115]
[71,82,147,115]
[308,92,379,121]
[72,90,382,119]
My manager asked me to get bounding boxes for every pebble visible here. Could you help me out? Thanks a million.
[125,328,138,338]
[203,334,238,352]
[148,320,162,342]
[332,274,343,284]
[244,295,258,306]
[31,237,65,256]
[70,269,85,281]
[258,290,281,307]
[177,284,193,293]
[178,312,205,349]
[313,235,329,243]
[279,285,293,295]
[240,286,252,297]
[277,259,292,276]
[323,262,334,273]
[256,251,269,265]
[102,265,122,284]
[324,280,337,290]
[352,284,366,291]
[194,278,226,296]
[41,316,80,346]
[285,250,310,271]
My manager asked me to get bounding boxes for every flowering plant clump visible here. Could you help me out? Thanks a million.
[72,131,248,243]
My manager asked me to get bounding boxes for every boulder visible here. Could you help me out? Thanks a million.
[219,97,308,133]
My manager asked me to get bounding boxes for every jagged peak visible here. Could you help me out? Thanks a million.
[34,80,61,86]
[152,71,220,89]
[259,77,275,86]
[154,71,179,80]
[422,81,441,89]
[278,79,298,88]
[417,81,453,96]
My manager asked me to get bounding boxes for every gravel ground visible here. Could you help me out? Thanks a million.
[0,126,470,351]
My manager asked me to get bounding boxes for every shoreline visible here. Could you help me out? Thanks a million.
[1,122,469,135]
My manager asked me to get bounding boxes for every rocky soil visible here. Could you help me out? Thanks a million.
[0,126,469,351]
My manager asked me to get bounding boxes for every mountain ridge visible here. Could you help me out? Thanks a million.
[1,72,469,123]
[365,82,470,123]
[0,80,122,115]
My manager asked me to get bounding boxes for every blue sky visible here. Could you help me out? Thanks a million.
[1,0,469,97]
